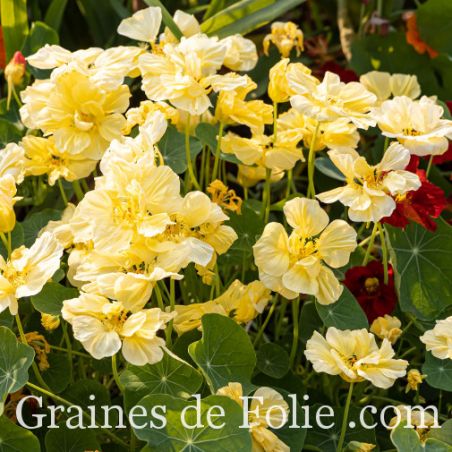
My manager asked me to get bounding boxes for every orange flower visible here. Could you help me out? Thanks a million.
[405,12,438,59]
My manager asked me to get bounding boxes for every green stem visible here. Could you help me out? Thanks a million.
[273,102,278,141]
[426,155,434,177]
[263,168,272,223]
[27,382,129,448]
[112,354,125,393]
[15,314,50,390]
[253,296,277,346]
[275,299,288,341]
[185,118,200,190]
[57,179,68,206]
[336,382,355,452]
[72,180,84,202]
[0,232,11,256]
[378,222,389,284]
[286,169,293,198]
[62,322,73,383]
[307,121,320,198]
[212,122,224,182]
[289,297,300,368]
[362,222,379,265]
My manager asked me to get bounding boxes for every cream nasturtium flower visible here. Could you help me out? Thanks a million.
[172,280,271,334]
[263,21,304,58]
[237,164,284,188]
[372,96,452,156]
[317,143,421,222]
[138,34,248,115]
[22,135,97,185]
[305,327,408,388]
[221,131,304,171]
[290,71,377,129]
[62,292,173,365]
[420,316,452,360]
[0,232,64,315]
[217,383,290,452]
[253,198,357,304]
[370,315,402,344]
[360,71,421,104]
[20,67,130,160]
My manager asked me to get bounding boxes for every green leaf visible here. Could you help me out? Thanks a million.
[133,394,252,451]
[315,157,346,182]
[422,351,452,391]
[36,354,71,394]
[256,343,289,378]
[0,327,35,415]
[22,208,62,247]
[0,0,29,60]
[417,0,452,56]
[22,21,59,56]
[44,0,68,31]
[120,351,203,411]
[316,287,369,330]
[45,422,101,452]
[386,220,452,321]
[0,118,23,147]
[158,125,203,174]
[201,0,306,38]
[0,415,40,452]
[144,0,183,40]
[189,314,256,392]
[429,420,452,446]
[31,283,78,316]
[305,405,376,451]
[390,422,424,452]
[218,201,264,265]
[0,222,24,259]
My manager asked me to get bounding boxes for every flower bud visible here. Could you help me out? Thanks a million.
[41,313,61,331]
[4,51,26,86]
[405,369,425,392]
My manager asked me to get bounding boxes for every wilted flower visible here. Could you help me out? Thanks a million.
[305,327,408,388]
[207,180,242,214]
[370,315,402,344]
[420,316,452,360]
[263,21,304,57]
[253,198,357,304]
[405,369,425,393]
[317,144,421,222]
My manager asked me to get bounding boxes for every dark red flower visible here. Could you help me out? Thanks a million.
[343,261,396,323]
[382,156,447,232]
[317,61,359,83]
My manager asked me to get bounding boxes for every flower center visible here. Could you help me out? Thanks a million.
[402,127,421,136]
[364,277,380,294]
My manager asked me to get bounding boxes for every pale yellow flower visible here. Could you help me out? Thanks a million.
[0,143,25,183]
[40,202,76,249]
[372,96,452,156]
[217,383,290,452]
[215,76,273,133]
[22,136,97,185]
[222,34,258,71]
[20,67,130,160]
[268,59,318,104]
[62,292,173,365]
[290,71,377,129]
[253,198,357,304]
[370,315,402,344]
[172,280,270,334]
[0,176,19,233]
[277,108,360,152]
[305,327,408,388]
[117,6,163,43]
[317,143,421,222]
[360,71,421,104]
[237,164,284,188]
[124,100,179,134]
[138,34,248,115]
[420,316,452,360]
[221,131,303,171]
[389,405,437,442]
[263,21,304,58]
[0,232,63,315]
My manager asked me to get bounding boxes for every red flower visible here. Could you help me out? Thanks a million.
[343,261,396,323]
[382,156,446,231]
[317,61,359,83]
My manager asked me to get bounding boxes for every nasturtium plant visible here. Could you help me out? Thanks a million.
[0,0,450,450]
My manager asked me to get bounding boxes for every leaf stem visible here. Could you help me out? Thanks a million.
[336,382,354,452]
[112,354,125,393]
[307,121,320,198]
[362,222,379,265]
[426,155,434,177]
[57,179,68,206]
[211,122,224,182]
[253,296,277,346]
[378,223,389,284]
[72,179,84,202]
[289,297,300,368]
[184,118,200,190]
